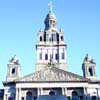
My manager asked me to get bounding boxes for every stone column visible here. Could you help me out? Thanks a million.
[65,88,67,97]
[83,87,87,100]
[40,88,43,95]
[19,88,21,100]
[16,88,19,100]
[96,88,99,100]
[4,94,7,100]
[24,91,27,100]
[62,88,65,96]
[37,88,41,97]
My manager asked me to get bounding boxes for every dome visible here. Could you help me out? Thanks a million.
[45,11,57,21]
[44,2,57,30]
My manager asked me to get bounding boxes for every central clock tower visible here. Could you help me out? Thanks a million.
[36,3,67,71]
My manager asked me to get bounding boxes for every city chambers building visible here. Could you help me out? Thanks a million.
[3,3,100,100]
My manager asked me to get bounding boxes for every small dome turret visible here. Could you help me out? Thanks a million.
[44,2,57,30]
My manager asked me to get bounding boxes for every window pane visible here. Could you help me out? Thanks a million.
[40,53,42,60]
[53,34,56,41]
[52,34,53,41]
[56,33,59,42]
[61,36,64,41]
[89,68,93,76]
[22,97,24,100]
[12,68,15,74]
[62,53,65,59]
[40,36,42,41]
[56,54,59,60]
[46,34,49,41]
[44,33,46,42]
[45,54,48,60]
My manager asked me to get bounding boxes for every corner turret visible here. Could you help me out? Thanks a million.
[6,55,21,82]
[82,54,97,80]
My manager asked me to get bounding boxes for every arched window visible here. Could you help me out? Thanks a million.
[26,91,32,100]
[61,36,64,41]
[40,36,42,41]
[56,33,59,42]
[12,68,15,74]
[49,91,56,96]
[72,91,79,100]
[72,91,78,96]
[44,33,46,42]
[8,97,13,100]
[56,54,59,60]
[39,53,42,60]
[62,53,65,59]
[89,68,93,76]
[8,93,15,100]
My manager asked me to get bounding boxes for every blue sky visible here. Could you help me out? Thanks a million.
[0,0,100,88]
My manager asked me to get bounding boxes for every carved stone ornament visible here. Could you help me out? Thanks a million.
[16,65,89,82]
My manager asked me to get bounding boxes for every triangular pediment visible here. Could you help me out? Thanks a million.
[16,67,89,82]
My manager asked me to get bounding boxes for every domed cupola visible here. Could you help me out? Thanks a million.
[44,2,57,30]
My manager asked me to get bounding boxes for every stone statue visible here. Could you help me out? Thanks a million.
[9,55,19,64]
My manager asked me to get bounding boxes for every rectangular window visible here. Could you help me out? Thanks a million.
[44,33,46,42]
[52,34,53,41]
[45,54,48,60]
[12,68,15,74]
[40,53,42,60]
[56,54,59,60]
[56,33,59,42]
[62,53,65,59]
[46,34,49,41]
[53,34,56,41]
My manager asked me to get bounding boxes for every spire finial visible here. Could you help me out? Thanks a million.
[48,1,53,13]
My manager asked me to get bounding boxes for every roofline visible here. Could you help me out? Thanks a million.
[3,81,16,86]
[36,44,67,47]
[15,80,89,83]
[3,80,100,85]
[88,81,100,84]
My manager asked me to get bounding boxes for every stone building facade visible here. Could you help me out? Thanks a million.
[3,2,100,100]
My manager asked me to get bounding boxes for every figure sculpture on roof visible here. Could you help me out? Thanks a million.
[9,55,19,65]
